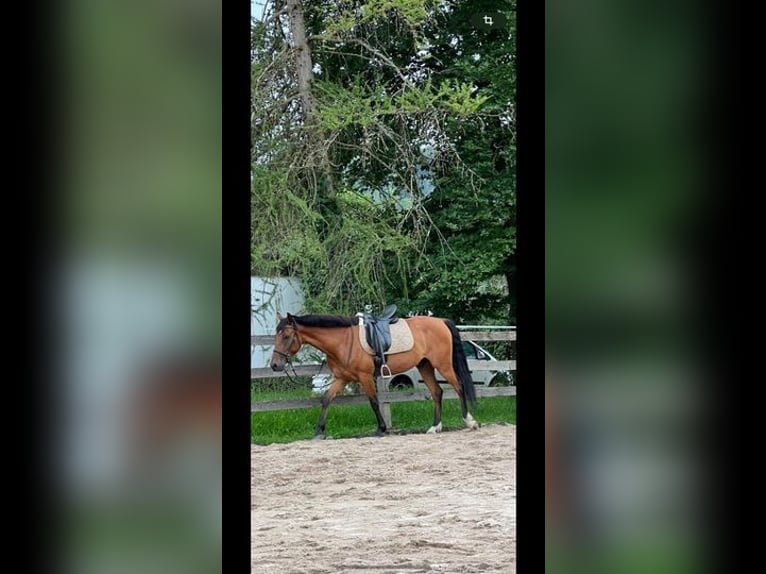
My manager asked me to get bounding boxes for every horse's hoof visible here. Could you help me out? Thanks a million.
[312,434,325,441]
[375,430,386,437]
[426,422,443,434]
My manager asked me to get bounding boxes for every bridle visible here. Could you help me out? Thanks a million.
[274,324,322,386]
[274,324,303,361]
[274,323,312,386]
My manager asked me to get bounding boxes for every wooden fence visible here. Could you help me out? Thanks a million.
[251,327,516,428]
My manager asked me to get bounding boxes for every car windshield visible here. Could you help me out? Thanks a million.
[462,341,493,359]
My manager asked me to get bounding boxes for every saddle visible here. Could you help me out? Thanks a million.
[357,304,399,378]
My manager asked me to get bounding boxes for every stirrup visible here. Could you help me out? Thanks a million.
[380,364,392,379]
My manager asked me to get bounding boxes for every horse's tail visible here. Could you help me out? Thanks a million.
[443,319,477,407]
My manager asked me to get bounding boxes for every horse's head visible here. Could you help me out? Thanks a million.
[270,313,302,371]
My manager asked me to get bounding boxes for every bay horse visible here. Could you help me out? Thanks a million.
[545,368,560,524]
[270,312,479,438]
[130,357,222,465]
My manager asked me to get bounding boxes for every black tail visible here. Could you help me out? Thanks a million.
[444,320,477,406]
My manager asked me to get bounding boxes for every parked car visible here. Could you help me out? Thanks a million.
[310,375,358,396]
[311,340,512,395]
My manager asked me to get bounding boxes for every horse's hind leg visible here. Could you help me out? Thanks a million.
[417,360,443,433]
[314,377,348,439]
[436,365,479,430]
[359,376,387,436]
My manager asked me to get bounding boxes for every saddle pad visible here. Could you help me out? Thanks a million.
[359,320,414,355]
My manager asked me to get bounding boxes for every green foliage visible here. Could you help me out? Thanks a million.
[388,1,517,323]
[361,0,429,27]
[439,80,490,115]
[252,0,515,320]
[316,76,488,134]
[250,168,326,277]
[315,78,390,130]
[321,0,431,37]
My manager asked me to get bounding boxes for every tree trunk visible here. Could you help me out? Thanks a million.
[504,254,516,324]
[284,0,335,203]
[285,0,315,120]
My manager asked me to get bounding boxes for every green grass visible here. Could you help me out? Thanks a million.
[251,387,315,402]
[251,394,516,444]
[545,543,700,574]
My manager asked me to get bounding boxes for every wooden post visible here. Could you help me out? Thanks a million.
[375,376,393,429]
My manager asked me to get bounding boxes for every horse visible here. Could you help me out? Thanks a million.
[129,357,222,465]
[545,368,560,523]
[127,357,223,544]
[270,312,479,439]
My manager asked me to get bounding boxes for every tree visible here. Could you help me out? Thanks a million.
[389,1,516,324]
[251,0,515,320]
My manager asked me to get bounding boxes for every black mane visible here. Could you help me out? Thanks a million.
[277,314,357,332]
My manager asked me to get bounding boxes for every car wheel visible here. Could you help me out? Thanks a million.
[389,376,413,391]
[344,383,360,395]
[488,372,513,387]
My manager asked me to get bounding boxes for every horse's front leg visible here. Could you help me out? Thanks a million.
[314,377,348,439]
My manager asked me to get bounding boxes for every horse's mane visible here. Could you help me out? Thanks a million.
[277,314,356,332]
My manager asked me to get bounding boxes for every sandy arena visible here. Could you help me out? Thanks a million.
[251,423,516,574]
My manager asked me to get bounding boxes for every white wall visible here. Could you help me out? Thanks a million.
[61,258,198,494]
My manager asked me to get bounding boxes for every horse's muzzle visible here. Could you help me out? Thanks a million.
[271,362,284,372]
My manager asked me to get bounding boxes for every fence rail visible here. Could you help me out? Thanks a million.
[251,326,516,427]
[251,359,515,379]
[251,386,516,413]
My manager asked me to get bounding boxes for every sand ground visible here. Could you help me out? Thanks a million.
[252,423,516,574]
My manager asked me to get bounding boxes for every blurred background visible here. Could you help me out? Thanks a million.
[50,0,717,570]
[56,0,223,572]
[545,0,713,573]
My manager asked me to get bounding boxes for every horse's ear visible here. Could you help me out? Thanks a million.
[276,312,284,323]
[286,312,295,324]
